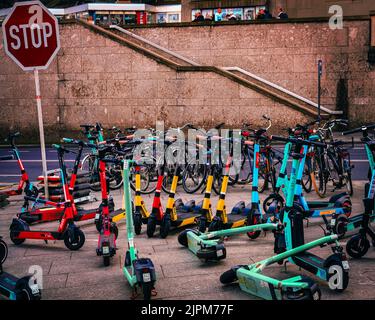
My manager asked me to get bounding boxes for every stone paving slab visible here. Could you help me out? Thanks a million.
[0,181,374,300]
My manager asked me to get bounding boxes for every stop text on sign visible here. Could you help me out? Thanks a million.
[2,1,60,71]
[9,23,53,50]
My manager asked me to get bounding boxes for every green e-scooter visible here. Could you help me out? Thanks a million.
[122,160,156,300]
[220,135,349,300]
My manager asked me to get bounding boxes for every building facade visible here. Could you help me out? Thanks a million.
[182,0,375,22]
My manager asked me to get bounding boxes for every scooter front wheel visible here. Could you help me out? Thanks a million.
[220,268,238,284]
[0,238,8,264]
[160,216,171,239]
[103,256,110,267]
[134,213,143,235]
[147,217,157,238]
[64,229,85,251]
[142,282,153,300]
[346,235,369,259]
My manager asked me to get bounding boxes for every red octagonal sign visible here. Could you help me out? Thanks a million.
[2,1,60,71]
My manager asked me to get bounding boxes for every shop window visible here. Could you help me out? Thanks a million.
[157,13,167,23]
[124,14,137,25]
[244,7,256,20]
[168,13,179,23]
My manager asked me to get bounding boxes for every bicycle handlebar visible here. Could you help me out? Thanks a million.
[342,124,375,136]
[270,135,326,148]
[52,144,75,154]
[62,138,97,149]
[0,155,14,161]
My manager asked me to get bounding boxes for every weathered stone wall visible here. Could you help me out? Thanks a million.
[0,22,313,142]
[128,19,375,124]
[0,19,373,142]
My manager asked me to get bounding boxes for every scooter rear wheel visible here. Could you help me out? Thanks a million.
[178,229,199,247]
[246,215,261,240]
[346,235,369,259]
[15,277,41,300]
[282,276,321,300]
[325,256,349,292]
[64,229,85,251]
[10,220,29,245]
[332,215,348,238]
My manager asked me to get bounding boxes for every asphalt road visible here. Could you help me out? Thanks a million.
[0,145,370,184]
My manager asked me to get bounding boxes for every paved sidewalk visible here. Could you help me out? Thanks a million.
[0,182,374,300]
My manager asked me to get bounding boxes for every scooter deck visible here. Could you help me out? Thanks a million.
[292,252,326,279]
[172,211,200,227]
[225,214,247,228]
[0,271,17,297]
[110,208,126,223]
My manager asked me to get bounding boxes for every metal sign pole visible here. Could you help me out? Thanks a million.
[318,60,323,122]
[33,68,49,198]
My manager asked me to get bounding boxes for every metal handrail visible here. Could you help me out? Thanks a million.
[223,66,342,115]
[110,25,200,66]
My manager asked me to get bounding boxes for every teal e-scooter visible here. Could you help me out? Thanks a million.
[220,135,349,300]
[177,141,278,262]
[122,160,156,300]
[264,124,351,228]
[333,124,375,257]
[0,237,41,300]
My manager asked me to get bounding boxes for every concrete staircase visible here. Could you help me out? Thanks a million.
[77,19,342,119]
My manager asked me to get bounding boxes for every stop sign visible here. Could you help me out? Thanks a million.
[2,1,60,71]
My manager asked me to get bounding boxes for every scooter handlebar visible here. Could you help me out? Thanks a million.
[342,124,375,136]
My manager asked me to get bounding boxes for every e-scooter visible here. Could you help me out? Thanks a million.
[9,144,86,251]
[123,160,156,300]
[336,124,375,257]
[19,138,114,225]
[159,165,203,238]
[220,135,349,299]
[263,123,351,229]
[0,237,41,300]
[96,146,119,266]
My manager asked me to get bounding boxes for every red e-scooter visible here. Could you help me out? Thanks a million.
[19,138,114,225]
[9,144,86,251]
[96,145,120,266]
[0,132,38,198]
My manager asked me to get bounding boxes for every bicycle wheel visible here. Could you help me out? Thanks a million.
[344,171,353,196]
[311,154,326,198]
[302,160,312,193]
[81,154,101,191]
[107,163,123,190]
[182,162,207,194]
[257,155,268,193]
[130,157,156,194]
